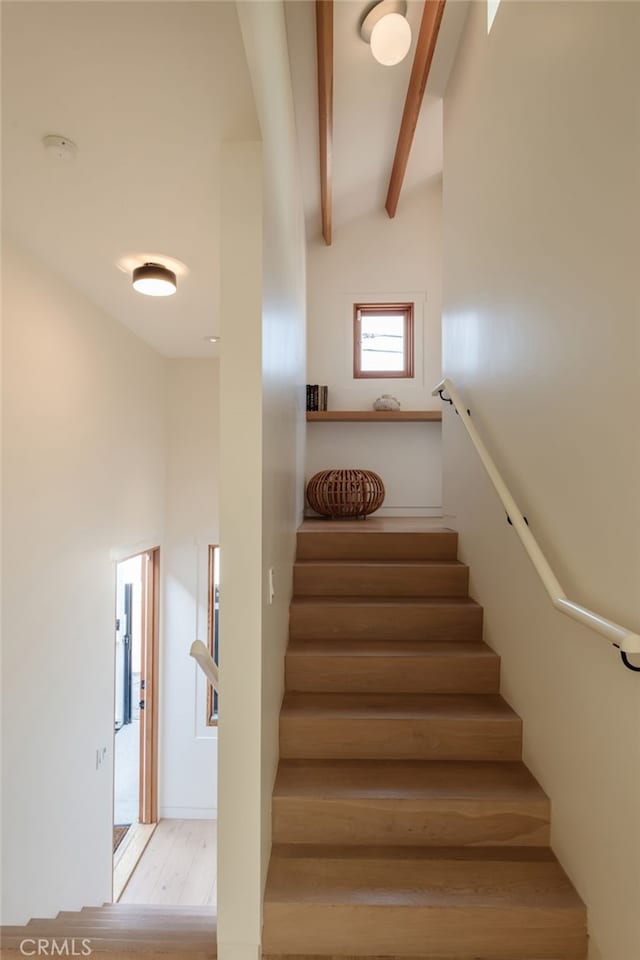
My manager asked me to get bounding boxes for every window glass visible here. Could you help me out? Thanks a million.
[353,303,414,379]
[360,313,405,372]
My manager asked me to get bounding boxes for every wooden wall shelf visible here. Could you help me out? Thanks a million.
[306,410,442,423]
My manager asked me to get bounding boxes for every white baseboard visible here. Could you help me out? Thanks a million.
[159,806,217,820]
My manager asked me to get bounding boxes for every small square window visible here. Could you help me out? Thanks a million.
[353,303,414,379]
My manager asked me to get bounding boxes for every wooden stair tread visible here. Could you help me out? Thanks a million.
[280,694,521,761]
[1,939,215,956]
[1,906,217,951]
[265,847,584,908]
[290,597,480,607]
[271,843,558,861]
[1,933,214,940]
[49,919,215,932]
[273,760,547,802]
[298,519,455,533]
[294,559,466,567]
[281,692,517,720]
[2,932,215,942]
[269,522,587,958]
[19,921,215,936]
[286,639,494,658]
[60,911,214,923]
[263,956,576,960]
[96,905,215,914]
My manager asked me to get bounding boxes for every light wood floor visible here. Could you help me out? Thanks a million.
[119,819,216,907]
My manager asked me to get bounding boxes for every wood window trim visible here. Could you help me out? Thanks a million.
[206,545,219,727]
[353,302,415,380]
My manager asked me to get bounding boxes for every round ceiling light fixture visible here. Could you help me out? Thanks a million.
[132,262,177,297]
[360,0,412,67]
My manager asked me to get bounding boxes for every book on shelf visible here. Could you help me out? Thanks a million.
[306,384,328,412]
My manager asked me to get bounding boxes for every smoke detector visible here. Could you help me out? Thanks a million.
[42,135,77,161]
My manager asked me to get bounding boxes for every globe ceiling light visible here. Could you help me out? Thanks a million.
[360,1,412,67]
[132,262,177,297]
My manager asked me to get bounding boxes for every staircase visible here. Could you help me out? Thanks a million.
[263,519,588,960]
[0,905,216,960]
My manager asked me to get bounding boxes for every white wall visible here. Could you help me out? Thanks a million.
[1,240,167,924]
[306,181,442,515]
[160,359,219,819]
[247,0,306,890]
[217,139,264,960]
[217,5,306,960]
[1,245,221,923]
[442,3,640,959]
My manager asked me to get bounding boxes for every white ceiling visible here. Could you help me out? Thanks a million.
[285,0,444,238]
[2,1,259,357]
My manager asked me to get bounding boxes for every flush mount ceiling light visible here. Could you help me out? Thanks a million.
[132,262,177,297]
[360,0,412,66]
[204,335,220,344]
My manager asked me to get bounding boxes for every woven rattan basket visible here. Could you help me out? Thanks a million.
[306,469,385,519]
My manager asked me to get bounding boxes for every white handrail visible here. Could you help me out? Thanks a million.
[433,377,640,656]
[190,640,220,691]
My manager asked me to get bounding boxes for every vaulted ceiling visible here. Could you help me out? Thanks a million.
[2,1,259,357]
[3,0,467,354]
[285,0,455,241]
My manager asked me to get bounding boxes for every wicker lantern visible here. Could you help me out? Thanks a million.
[306,469,385,519]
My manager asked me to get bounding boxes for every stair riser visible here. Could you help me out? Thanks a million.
[43,913,213,927]
[1,949,214,960]
[272,799,550,847]
[296,532,458,562]
[290,605,483,642]
[280,717,522,761]
[14,927,215,941]
[293,564,469,598]
[82,907,215,915]
[285,653,499,694]
[262,904,587,958]
[52,924,213,931]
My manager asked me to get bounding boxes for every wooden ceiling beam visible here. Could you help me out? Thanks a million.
[385,0,446,219]
[316,0,333,245]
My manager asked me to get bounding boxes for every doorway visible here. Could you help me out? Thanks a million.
[112,548,160,897]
